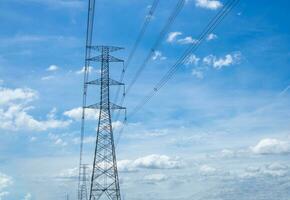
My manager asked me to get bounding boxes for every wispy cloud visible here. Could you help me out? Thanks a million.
[41,76,55,81]
[75,66,95,75]
[152,51,167,61]
[167,32,197,45]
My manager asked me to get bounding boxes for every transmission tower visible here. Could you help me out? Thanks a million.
[79,164,89,200]
[86,45,125,200]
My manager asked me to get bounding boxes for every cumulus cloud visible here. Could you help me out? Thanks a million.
[118,154,183,172]
[251,138,290,154]
[63,107,99,120]
[195,0,223,10]
[0,172,12,200]
[0,87,37,105]
[167,32,182,43]
[203,52,241,69]
[46,65,59,71]
[0,87,71,131]
[206,33,218,41]
[186,54,200,66]
[240,163,289,178]
[152,51,167,61]
[0,104,71,131]
[185,52,241,79]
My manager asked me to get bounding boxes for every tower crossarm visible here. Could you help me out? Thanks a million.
[85,102,125,110]
[86,78,124,86]
[87,55,124,62]
[87,45,124,52]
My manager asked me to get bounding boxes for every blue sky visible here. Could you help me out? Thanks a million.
[1,0,290,199]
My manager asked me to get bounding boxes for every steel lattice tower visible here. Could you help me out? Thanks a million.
[86,45,125,200]
[79,164,89,200]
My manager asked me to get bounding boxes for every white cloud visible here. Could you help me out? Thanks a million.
[167,32,182,43]
[23,193,32,200]
[0,104,71,131]
[186,54,200,66]
[203,52,241,69]
[0,87,38,105]
[0,172,12,200]
[75,66,94,74]
[251,138,290,154]
[57,167,78,179]
[118,154,183,172]
[63,107,99,120]
[144,173,168,183]
[30,136,37,142]
[112,120,124,130]
[199,164,217,175]
[206,33,218,41]
[213,54,234,68]
[49,133,68,146]
[0,87,71,131]
[152,51,167,61]
[192,69,204,79]
[0,192,9,200]
[41,75,54,81]
[240,163,289,178]
[46,65,59,71]
[73,136,95,144]
[167,32,197,45]
[177,36,198,44]
[195,0,223,10]
[220,149,236,158]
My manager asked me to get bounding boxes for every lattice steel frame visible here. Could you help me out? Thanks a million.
[87,45,125,200]
[79,164,89,200]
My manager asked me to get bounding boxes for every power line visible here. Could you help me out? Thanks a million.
[129,0,240,117]
[115,0,240,148]
[113,0,160,106]
[126,0,185,95]
[78,0,96,199]
[113,0,185,125]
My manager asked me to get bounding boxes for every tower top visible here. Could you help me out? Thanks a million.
[87,45,124,52]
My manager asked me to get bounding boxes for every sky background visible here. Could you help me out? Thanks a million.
[1,0,290,199]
